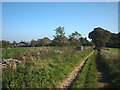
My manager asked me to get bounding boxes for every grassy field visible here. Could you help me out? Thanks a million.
[2,47,53,60]
[2,46,93,88]
[71,50,98,88]
[109,48,120,52]
[98,48,120,88]
[3,46,119,88]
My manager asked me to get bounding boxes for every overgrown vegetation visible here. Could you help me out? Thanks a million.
[89,27,111,49]
[2,46,93,88]
[2,26,120,88]
[71,50,98,88]
[98,49,120,88]
[1,26,92,49]
[109,48,120,52]
[106,32,120,48]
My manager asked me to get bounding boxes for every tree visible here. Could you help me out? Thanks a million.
[37,37,51,46]
[89,40,95,46]
[30,39,37,47]
[71,31,81,40]
[27,41,31,47]
[68,31,81,46]
[52,26,69,46]
[106,32,120,48]
[80,37,87,46]
[89,27,111,49]
[16,41,28,47]
[13,41,17,45]
[2,40,11,48]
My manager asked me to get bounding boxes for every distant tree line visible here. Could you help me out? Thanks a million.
[1,26,93,48]
[106,32,120,48]
[1,26,119,49]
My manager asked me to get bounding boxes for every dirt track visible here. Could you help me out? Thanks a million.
[59,51,94,88]
[96,53,110,88]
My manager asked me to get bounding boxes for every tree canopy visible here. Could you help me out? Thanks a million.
[2,26,117,48]
[2,40,10,48]
[68,31,83,46]
[37,37,51,46]
[89,27,111,49]
[13,41,17,45]
[106,32,120,48]
[52,26,69,46]
[30,39,37,47]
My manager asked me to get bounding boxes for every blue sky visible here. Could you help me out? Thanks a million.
[2,2,118,42]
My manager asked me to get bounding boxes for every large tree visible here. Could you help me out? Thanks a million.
[68,31,81,46]
[89,27,111,49]
[52,26,69,46]
[106,32,120,48]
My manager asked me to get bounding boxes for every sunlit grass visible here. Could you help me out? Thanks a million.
[71,50,98,88]
[99,48,120,88]
[2,46,93,88]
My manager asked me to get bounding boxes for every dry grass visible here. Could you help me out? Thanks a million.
[99,48,120,88]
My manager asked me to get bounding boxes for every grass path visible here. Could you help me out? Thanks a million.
[96,52,110,88]
[59,51,94,88]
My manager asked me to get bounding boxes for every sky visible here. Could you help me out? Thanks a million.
[2,2,118,42]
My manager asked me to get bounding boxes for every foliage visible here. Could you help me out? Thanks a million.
[109,48,120,52]
[13,41,17,45]
[2,40,11,48]
[30,39,37,47]
[27,41,31,47]
[89,40,95,46]
[68,31,81,46]
[98,49,120,88]
[2,46,93,88]
[71,31,81,40]
[16,42,27,47]
[68,31,89,46]
[37,37,51,46]
[89,27,111,49]
[106,32,120,48]
[80,37,89,46]
[71,50,98,88]
[0,41,1,48]
[52,26,69,46]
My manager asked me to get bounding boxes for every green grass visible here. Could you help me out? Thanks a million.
[98,48,120,88]
[2,46,57,60]
[109,48,120,52]
[2,46,93,88]
[71,50,98,88]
